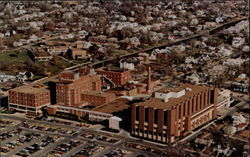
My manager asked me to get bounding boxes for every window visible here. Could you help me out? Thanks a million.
[154,109,158,124]
[200,93,203,109]
[196,96,198,111]
[164,111,168,125]
[204,92,206,106]
[183,103,186,116]
[179,105,181,119]
[210,90,215,103]
[145,108,149,122]
[136,106,139,121]
[19,106,26,109]
[28,108,36,111]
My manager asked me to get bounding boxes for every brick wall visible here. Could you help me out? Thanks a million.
[9,89,50,107]
[131,87,218,143]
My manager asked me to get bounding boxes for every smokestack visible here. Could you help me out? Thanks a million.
[147,67,152,92]
[89,68,96,75]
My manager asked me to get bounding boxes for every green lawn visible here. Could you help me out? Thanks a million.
[0,51,32,64]
[0,51,73,77]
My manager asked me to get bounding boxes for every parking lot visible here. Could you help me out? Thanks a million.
[102,149,132,157]
[0,119,20,131]
[15,136,61,157]
[1,132,42,156]
[81,133,120,144]
[71,144,105,157]
[47,139,84,157]
[22,122,77,136]
[0,115,165,157]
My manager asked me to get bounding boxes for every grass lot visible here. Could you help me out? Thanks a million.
[0,51,31,64]
[0,50,73,78]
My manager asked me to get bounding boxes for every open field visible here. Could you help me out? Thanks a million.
[0,51,73,78]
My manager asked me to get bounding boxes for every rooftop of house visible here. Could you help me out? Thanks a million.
[45,40,72,46]
[136,84,211,110]
[71,48,87,52]
[10,84,49,94]
[31,47,51,57]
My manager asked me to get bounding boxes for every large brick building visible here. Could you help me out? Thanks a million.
[56,70,102,107]
[81,91,116,107]
[47,69,118,120]
[131,84,218,143]
[96,67,131,86]
[8,84,50,115]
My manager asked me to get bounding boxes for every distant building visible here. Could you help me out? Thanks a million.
[0,73,16,83]
[8,84,51,115]
[223,125,237,135]
[217,89,233,109]
[232,37,245,48]
[232,113,246,126]
[69,48,88,59]
[88,35,107,43]
[28,47,53,62]
[223,58,246,67]
[47,46,69,56]
[131,84,218,143]
[96,67,131,86]
[119,60,135,70]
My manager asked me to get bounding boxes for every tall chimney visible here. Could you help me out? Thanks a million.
[147,67,152,92]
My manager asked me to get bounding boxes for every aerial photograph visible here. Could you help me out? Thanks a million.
[0,0,249,157]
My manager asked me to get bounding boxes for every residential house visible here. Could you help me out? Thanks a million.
[232,113,246,126]
[28,47,53,62]
[47,46,69,55]
[69,48,88,59]
[75,41,92,49]
[0,73,16,83]
[16,71,34,82]
[119,59,135,70]
[89,35,107,43]
[185,56,198,64]
[223,58,246,67]
[218,46,232,57]
[232,37,245,48]
[223,125,237,135]
[186,73,200,84]
[217,89,233,109]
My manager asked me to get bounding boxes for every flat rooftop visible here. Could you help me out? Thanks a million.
[82,91,116,97]
[10,84,49,94]
[92,98,130,114]
[157,85,186,93]
[96,67,129,73]
[137,84,211,110]
[31,47,51,57]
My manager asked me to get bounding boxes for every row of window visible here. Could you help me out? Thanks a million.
[177,90,212,119]
[9,104,36,111]
[135,107,168,125]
